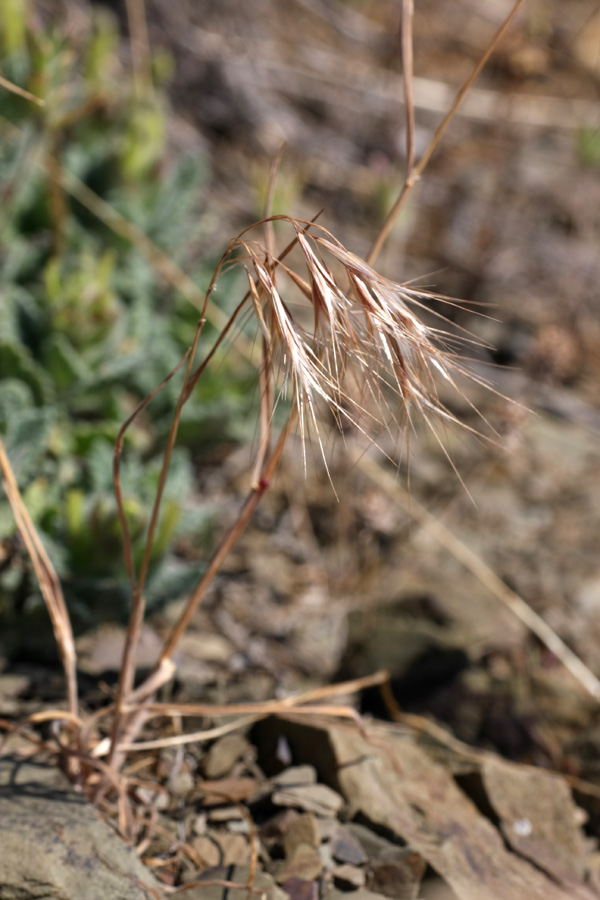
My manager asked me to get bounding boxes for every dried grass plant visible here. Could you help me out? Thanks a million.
[10,0,600,845]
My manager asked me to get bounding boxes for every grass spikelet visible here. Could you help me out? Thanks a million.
[226,216,490,466]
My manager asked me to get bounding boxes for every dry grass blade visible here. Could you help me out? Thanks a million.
[118,670,387,753]
[113,349,194,590]
[0,72,44,105]
[109,323,204,769]
[401,0,415,174]
[0,440,78,719]
[116,717,261,753]
[135,669,388,719]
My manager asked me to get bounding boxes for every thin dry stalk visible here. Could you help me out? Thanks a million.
[251,146,284,487]
[156,411,295,671]
[108,328,203,769]
[137,324,204,594]
[105,412,296,773]
[0,440,78,719]
[113,350,194,590]
[108,214,326,761]
[116,670,387,753]
[124,0,152,99]
[0,72,44,105]
[368,0,526,265]
[401,0,415,174]
[133,669,389,720]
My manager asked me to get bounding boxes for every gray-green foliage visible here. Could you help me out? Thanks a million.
[0,6,251,627]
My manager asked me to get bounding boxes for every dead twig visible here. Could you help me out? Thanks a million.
[401,0,415,175]
[0,72,44,105]
[368,0,526,265]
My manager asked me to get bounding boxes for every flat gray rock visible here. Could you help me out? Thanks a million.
[0,756,161,900]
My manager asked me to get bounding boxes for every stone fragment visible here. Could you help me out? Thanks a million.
[333,863,366,889]
[273,765,317,787]
[272,843,323,883]
[213,830,251,866]
[207,804,244,822]
[260,808,300,843]
[318,841,334,870]
[316,816,339,842]
[135,785,170,810]
[272,783,344,817]
[367,852,426,900]
[193,812,207,835]
[75,623,163,676]
[192,835,221,869]
[280,877,319,900]
[331,825,368,865]
[482,759,588,885]
[346,822,399,859]
[283,813,320,857]
[228,819,251,834]
[171,767,195,797]
[194,775,257,805]
[0,756,160,900]
[203,733,250,779]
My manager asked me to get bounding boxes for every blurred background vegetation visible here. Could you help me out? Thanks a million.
[0,1,259,649]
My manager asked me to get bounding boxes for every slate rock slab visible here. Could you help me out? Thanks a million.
[260,715,597,900]
[0,756,161,900]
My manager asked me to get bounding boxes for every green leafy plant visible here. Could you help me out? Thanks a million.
[0,6,252,620]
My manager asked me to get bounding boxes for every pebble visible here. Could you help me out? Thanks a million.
[331,826,368,866]
[203,733,250,779]
[135,786,169,810]
[191,835,221,869]
[272,783,344,817]
[367,853,426,899]
[213,831,251,867]
[207,805,244,822]
[272,765,317,787]
[192,813,207,836]
[260,808,300,842]
[280,877,319,900]
[272,843,323,883]
[283,813,320,857]
[333,863,366,889]
[316,817,339,842]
